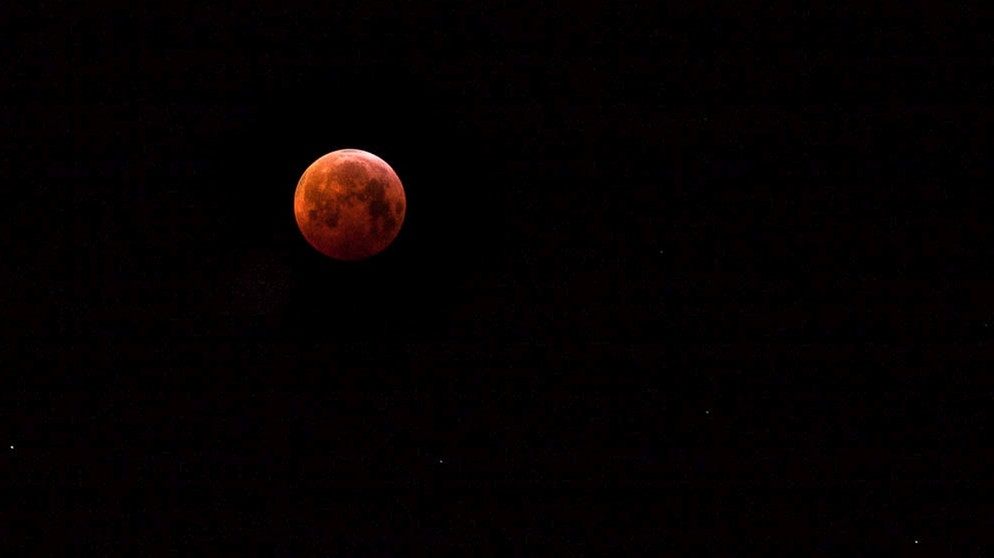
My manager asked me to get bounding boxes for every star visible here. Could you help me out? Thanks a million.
[438,459,444,464]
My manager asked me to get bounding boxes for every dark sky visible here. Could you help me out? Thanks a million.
[1,1,991,554]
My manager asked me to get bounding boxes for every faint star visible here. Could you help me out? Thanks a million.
[914,540,918,544]
[705,410,710,415]
[438,459,444,464]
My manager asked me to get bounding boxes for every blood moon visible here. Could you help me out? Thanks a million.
[293,149,406,261]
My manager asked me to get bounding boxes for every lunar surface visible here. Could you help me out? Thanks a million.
[293,149,406,260]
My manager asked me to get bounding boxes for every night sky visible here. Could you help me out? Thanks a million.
[1,2,991,554]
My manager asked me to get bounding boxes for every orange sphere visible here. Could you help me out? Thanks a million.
[293,149,406,260]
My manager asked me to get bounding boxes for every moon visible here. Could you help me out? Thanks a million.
[293,149,406,261]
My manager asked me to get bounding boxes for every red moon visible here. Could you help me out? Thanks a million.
[293,149,406,261]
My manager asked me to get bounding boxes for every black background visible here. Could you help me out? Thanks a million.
[1,1,992,554]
